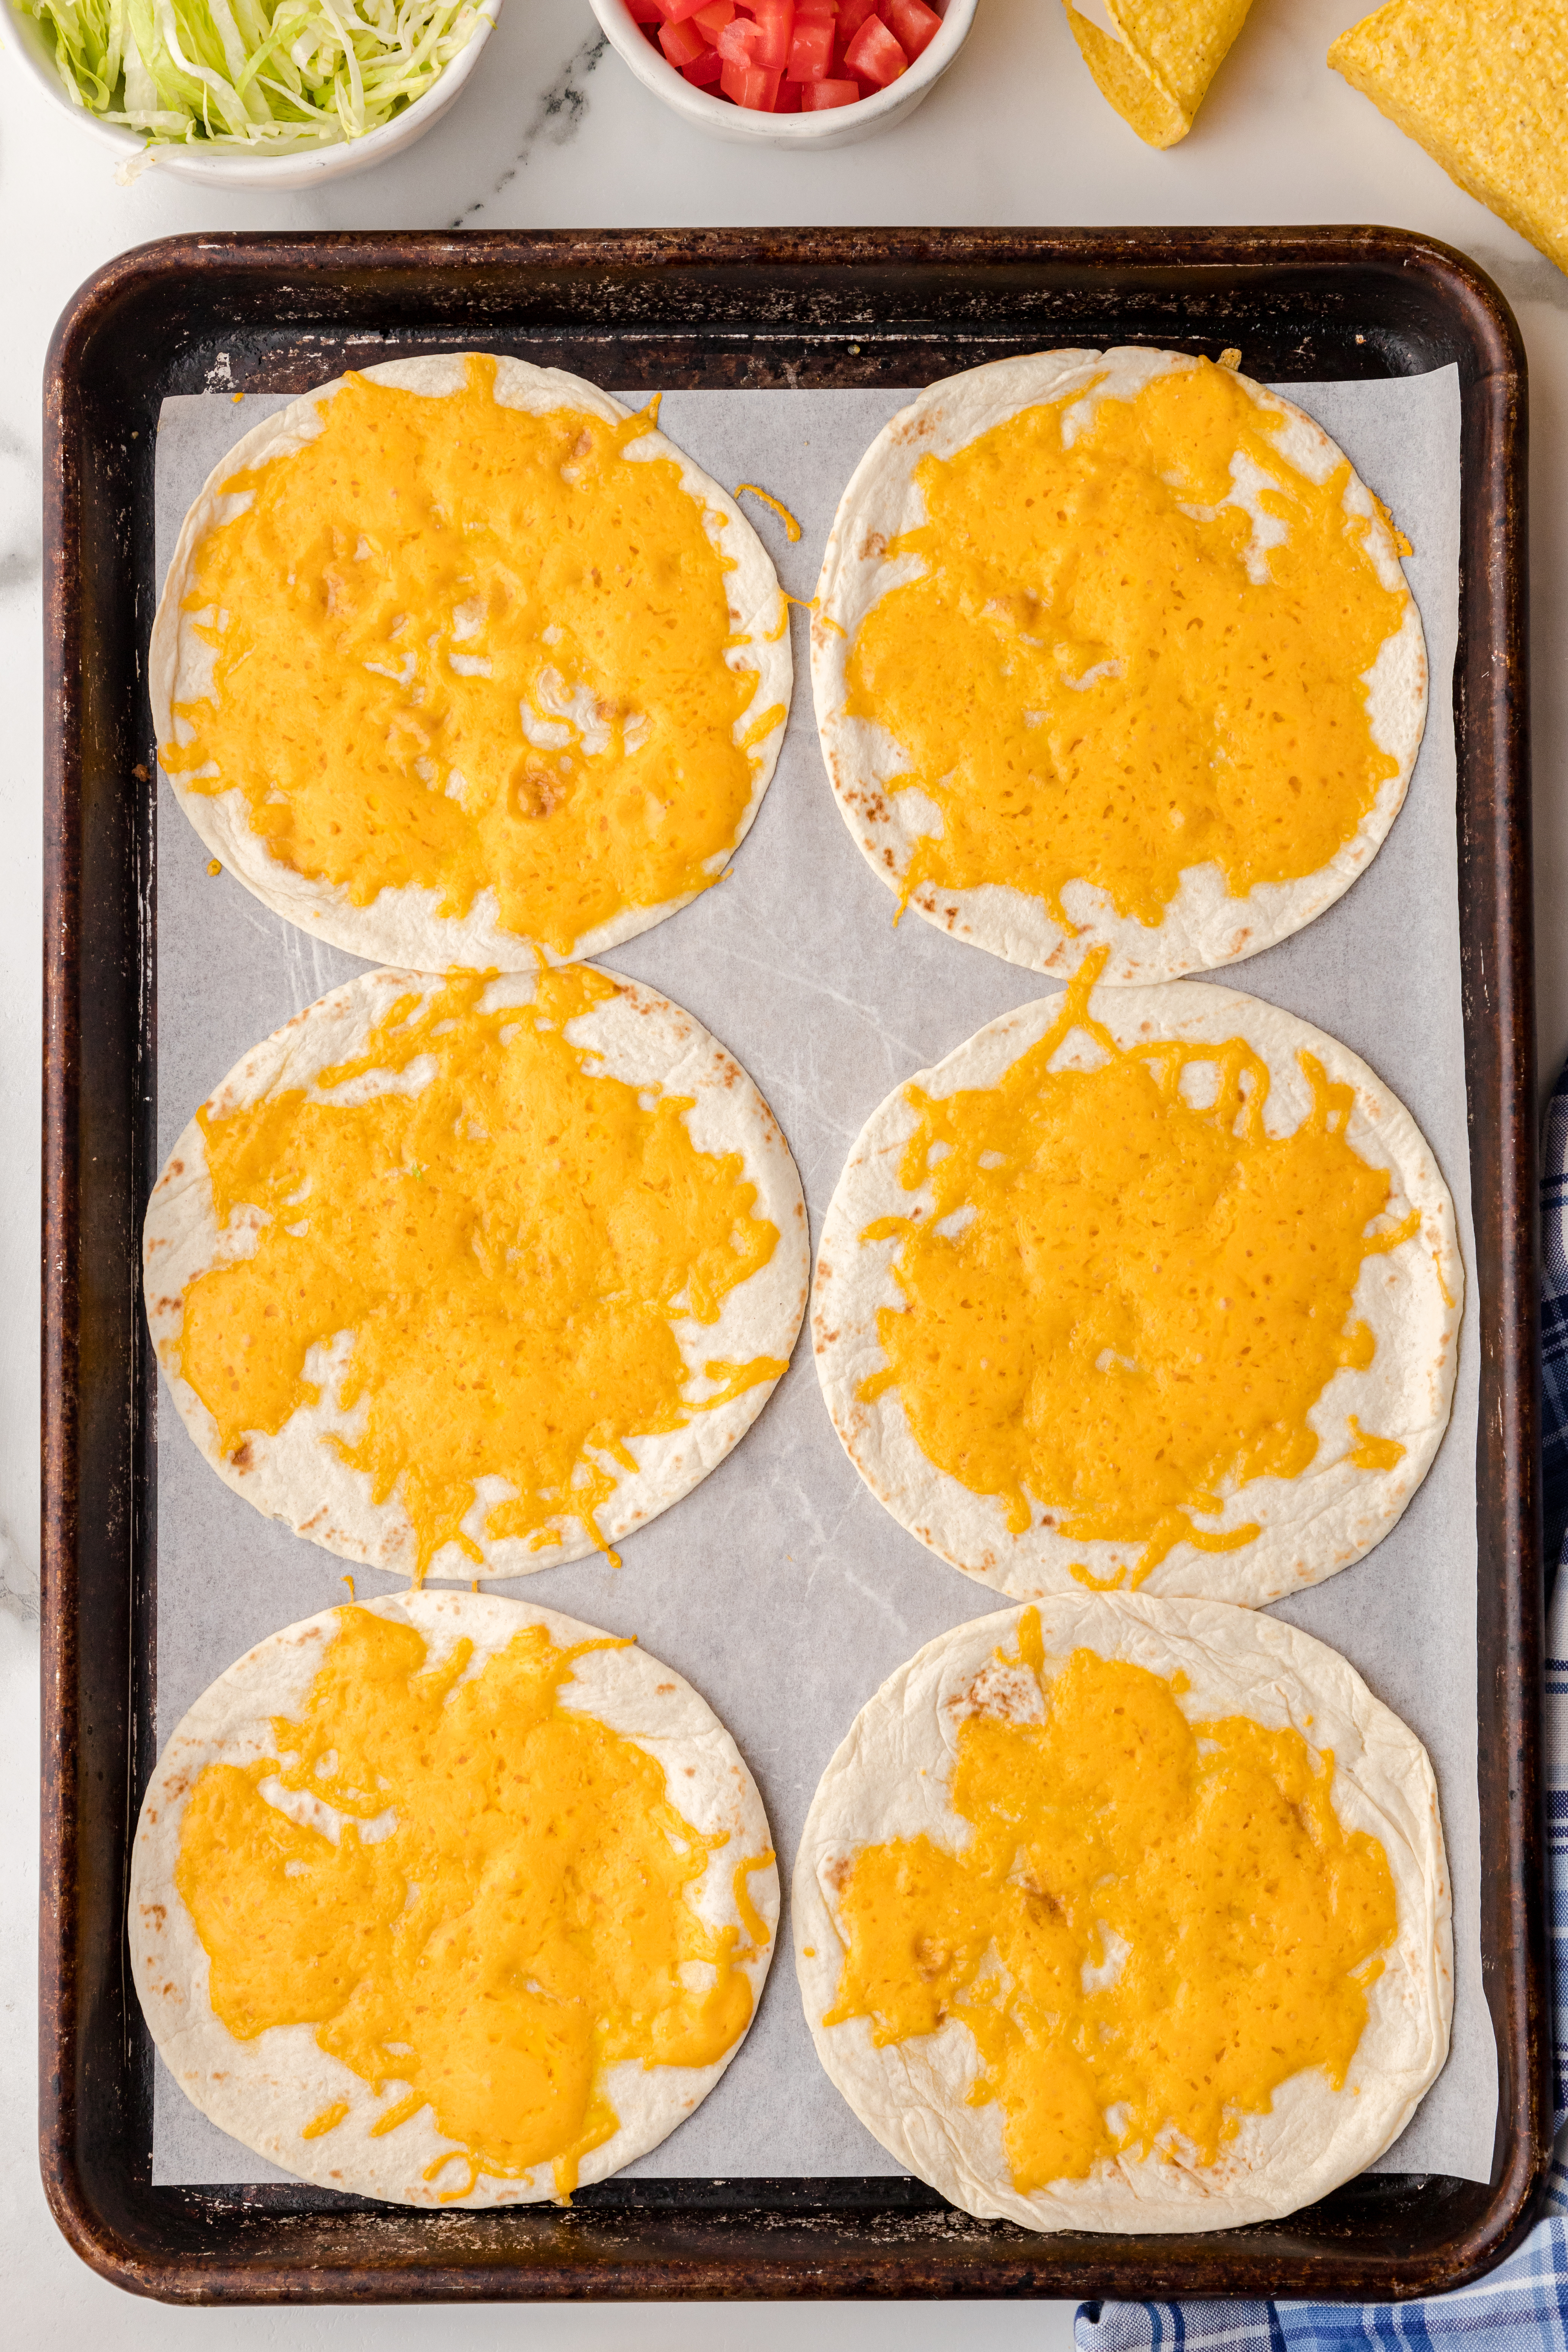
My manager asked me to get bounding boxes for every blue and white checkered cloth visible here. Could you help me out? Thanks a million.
[1075,1055,1568,2352]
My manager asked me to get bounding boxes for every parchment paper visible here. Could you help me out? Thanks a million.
[149,364,1489,2190]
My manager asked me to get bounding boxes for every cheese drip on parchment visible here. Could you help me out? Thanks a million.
[858,957,1418,1585]
[845,358,1410,930]
[176,1605,773,2202]
[174,965,784,1577]
[161,355,782,957]
[824,1609,1396,2193]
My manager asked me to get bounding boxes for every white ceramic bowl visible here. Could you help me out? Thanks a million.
[590,0,976,148]
[2,0,499,187]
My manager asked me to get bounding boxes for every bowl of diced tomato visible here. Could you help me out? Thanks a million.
[591,0,977,143]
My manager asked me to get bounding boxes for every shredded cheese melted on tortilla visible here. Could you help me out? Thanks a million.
[176,1606,772,2202]
[173,966,784,1577]
[844,359,1409,932]
[858,958,1416,1585]
[160,356,782,957]
[823,1610,1396,2191]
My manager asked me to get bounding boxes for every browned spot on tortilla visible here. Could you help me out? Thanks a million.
[511,765,565,820]
[230,1439,254,1472]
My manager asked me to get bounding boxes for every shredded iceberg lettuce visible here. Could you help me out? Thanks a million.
[20,0,487,147]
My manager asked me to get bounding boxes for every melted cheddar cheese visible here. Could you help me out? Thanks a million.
[174,965,784,1577]
[825,1610,1396,2191]
[161,357,781,956]
[859,959,1417,1584]
[176,1605,770,2201]
[845,360,1410,931]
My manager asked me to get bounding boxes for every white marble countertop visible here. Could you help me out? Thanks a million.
[1,0,1563,2337]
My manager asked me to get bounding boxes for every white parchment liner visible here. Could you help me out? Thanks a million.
[149,367,1488,2190]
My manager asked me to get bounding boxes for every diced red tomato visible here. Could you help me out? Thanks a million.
[746,0,793,68]
[720,55,783,104]
[843,11,905,81]
[659,14,709,63]
[881,0,940,56]
[785,16,833,76]
[635,0,894,112]
[716,12,767,59]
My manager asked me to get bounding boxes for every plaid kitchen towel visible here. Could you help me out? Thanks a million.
[1545,1067,1568,1596]
[1076,1053,1568,2352]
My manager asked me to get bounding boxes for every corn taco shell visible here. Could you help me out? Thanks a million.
[1330,1,1568,276]
[1062,0,1256,149]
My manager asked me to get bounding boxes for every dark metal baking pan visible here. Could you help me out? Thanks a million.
[41,225,1543,2303]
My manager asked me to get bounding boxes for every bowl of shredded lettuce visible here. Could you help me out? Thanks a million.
[6,0,500,183]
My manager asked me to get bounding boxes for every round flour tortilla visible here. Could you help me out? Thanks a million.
[812,347,1428,982]
[813,980,1461,1605]
[131,1589,779,2206]
[794,1592,1452,2231]
[144,964,809,1577]
[150,354,791,970]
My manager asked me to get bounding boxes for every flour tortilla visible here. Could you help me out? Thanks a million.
[813,979,1461,1605]
[794,1591,1452,2231]
[150,354,792,971]
[812,347,1428,983]
[131,1590,779,2206]
[144,965,809,1578]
